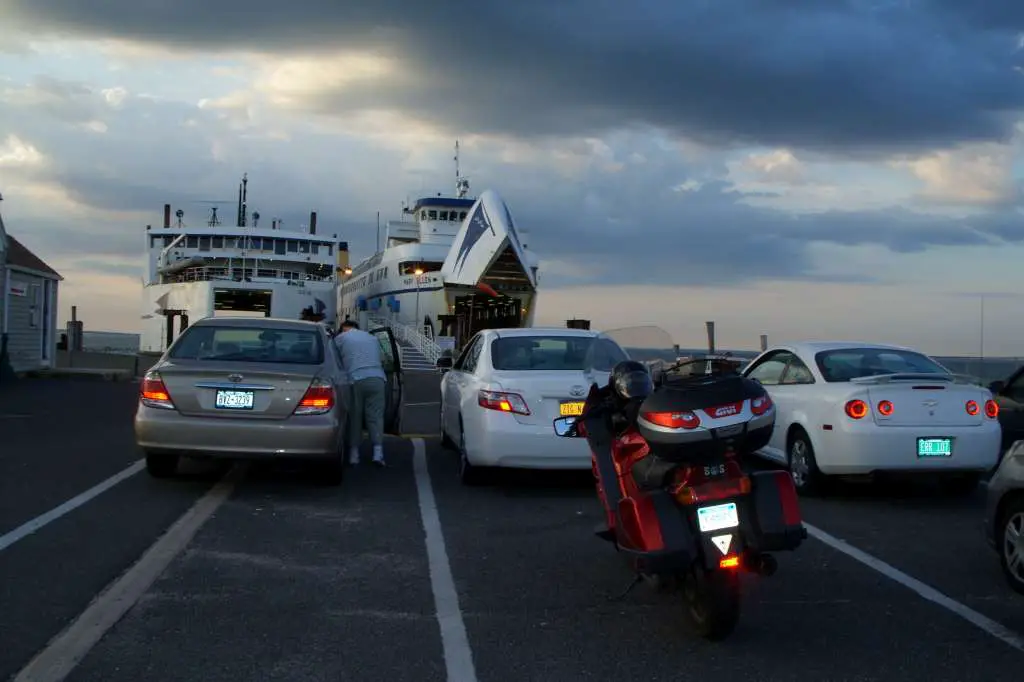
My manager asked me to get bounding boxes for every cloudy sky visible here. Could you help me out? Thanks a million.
[1,0,1023,354]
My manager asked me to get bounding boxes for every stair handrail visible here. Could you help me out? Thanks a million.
[367,315,443,365]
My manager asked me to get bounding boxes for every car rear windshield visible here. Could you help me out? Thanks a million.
[814,348,948,382]
[490,335,627,371]
[169,326,324,364]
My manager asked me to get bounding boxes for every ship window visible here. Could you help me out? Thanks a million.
[274,239,286,255]
[299,241,310,253]
[439,211,449,220]
[199,237,211,251]
[428,210,438,220]
[186,236,198,248]
[164,235,174,246]
[327,244,333,256]
[212,236,223,248]
[421,210,427,220]
[460,211,467,220]
[311,243,319,254]
[287,240,298,253]
[248,237,260,250]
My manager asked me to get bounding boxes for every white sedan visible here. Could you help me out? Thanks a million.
[742,341,1002,495]
[437,327,629,485]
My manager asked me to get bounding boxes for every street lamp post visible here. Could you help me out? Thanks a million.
[414,268,424,332]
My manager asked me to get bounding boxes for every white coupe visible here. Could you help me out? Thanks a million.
[742,341,1002,495]
[437,327,629,485]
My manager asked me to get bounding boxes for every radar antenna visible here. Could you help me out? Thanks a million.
[175,209,184,227]
[207,206,221,227]
[454,140,470,198]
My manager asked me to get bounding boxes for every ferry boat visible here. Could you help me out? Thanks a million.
[139,174,342,353]
[338,143,541,353]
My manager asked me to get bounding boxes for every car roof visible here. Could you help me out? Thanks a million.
[190,317,324,331]
[491,327,601,339]
[783,341,916,354]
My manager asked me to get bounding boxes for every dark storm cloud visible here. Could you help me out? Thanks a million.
[4,0,1023,154]
[515,178,1011,288]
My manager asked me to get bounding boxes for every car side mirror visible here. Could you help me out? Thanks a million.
[553,416,581,437]
[989,380,1005,394]
[436,356,453,372]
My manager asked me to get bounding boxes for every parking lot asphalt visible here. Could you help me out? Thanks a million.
[1,374,1022,682]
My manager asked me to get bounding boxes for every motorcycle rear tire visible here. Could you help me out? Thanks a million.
[682,566,741,641]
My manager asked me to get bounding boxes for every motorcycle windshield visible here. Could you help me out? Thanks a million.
[583,325,677,386]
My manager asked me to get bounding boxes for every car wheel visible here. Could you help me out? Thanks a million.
[998,499,1024,595]
[458,424,487,486]
[787,431,826,497]
[145,451,179,479]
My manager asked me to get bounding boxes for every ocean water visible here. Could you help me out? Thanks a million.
[75,332,1023,384]
[81,331,140,355]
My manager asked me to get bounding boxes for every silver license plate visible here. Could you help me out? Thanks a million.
[215,390,254,410]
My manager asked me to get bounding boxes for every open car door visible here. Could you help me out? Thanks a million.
[370,326,404,435]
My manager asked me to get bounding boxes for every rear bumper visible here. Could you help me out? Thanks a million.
[134,404,344,459]
[813,420,1001,475]
[466,411,592,469]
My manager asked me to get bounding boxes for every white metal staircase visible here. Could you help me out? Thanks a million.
[368,316,443,372]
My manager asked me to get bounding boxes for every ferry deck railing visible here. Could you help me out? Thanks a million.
[367,315,443,366]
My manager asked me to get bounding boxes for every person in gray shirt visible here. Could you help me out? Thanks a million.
[334,320,388,467]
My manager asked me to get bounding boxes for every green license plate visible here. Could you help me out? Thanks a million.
[917,437,952,457]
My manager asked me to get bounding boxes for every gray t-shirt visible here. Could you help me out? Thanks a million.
[334,329,387,382]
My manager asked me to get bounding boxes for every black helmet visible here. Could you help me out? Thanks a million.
[610,360,653,401]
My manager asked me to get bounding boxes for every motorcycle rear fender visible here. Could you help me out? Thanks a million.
[742,470,807,552]
[696,527,744,571]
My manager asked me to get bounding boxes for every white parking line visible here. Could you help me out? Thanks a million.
[12,467,240,682]
[411,437,478,682]
[0,460,145,553]
[805,522,1024,653]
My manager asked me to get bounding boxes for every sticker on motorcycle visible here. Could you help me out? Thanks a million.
[711,534,733,555]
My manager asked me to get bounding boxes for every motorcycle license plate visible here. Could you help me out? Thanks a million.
[697,502,739,533]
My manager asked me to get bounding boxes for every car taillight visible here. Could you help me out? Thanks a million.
[719,555,741,569]
[877,400,894,416]
[294,377,335,416]
[478,390,530,415]
[844,399,868,419]
[140,371,175,410]
[643,411,700,429]
[751,395,773,416]
[965,400,979,416]
[985,399,999,419]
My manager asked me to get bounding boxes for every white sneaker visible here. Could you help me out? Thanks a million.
[372,445,386,467]
[348,449,360,465]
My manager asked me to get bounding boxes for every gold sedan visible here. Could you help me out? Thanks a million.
[134,316,403,484]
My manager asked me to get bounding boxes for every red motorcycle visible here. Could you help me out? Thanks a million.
[556,326,806,640]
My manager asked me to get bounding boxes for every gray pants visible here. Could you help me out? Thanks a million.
[348,377,386,450]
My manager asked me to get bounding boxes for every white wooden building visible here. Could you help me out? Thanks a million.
[0,198,63,374]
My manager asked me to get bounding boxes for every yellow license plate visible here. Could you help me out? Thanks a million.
[559,401,585,417]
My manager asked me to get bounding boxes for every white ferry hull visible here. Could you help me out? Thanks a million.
[140,280,336,353]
